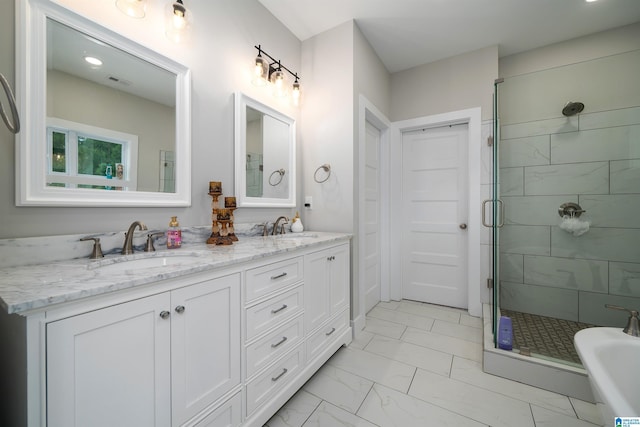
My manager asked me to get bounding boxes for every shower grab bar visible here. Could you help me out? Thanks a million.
[0,73,20,134]
[482,199,504,228]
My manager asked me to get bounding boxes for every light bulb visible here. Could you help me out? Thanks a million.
[292,80,301,106]
[166,0,190,43]
[115,0,146,18]
[271,69,287,97]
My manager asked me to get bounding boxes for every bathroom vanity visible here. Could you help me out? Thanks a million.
[0,233,352,427]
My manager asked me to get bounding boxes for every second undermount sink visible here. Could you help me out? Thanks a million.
[90,254,203,274]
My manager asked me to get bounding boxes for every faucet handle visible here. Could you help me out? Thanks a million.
[80,236,104,260]
[605,304,640,337]
[145,232,165,252]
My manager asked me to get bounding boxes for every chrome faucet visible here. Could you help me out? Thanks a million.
[605,304,640,337]
[272,216,289,235]
[122,221,148,255]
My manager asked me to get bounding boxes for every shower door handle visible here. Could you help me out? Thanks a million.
[482,199,505,228]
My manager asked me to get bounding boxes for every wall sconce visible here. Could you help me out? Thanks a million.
[166,0,192,43]
[252,45,301,105]
[115,0,147,18]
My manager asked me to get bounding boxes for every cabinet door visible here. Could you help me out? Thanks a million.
[304,249,330,333]
[171,273,241,426]
[47,293,171,427]
[329,244,350,315]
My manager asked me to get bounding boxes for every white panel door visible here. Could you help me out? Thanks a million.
[171,274,241,426]
[47,293,171,427]
[402,124,469,308]
[364,120,381,313]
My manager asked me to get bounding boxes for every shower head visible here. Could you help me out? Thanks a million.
[562,101,584,117]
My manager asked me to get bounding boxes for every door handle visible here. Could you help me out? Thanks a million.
[459,223,467,230]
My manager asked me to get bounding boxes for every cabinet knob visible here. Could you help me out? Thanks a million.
[459,223,467,230]
[159,310,171,319]
[175,305,185,314]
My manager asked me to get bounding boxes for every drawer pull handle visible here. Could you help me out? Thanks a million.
[325,327,336,336]
[271,336,288,348]
[271,304,288,314]
[159,310,171,319]
[327,256,335,261]
[270,272,288,280]
[271,368,288,382]
[175,305,185,314]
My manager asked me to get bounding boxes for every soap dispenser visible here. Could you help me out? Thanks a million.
[167,216,182,249]
[291,211,304,233]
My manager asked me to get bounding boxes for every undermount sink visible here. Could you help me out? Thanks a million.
[90,254,203,274]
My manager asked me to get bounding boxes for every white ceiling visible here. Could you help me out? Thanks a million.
[258,0,640,73]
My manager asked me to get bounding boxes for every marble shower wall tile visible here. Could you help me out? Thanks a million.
[551,227,640,264]
[500,135,550,168]
[500,281,578,321]
[499,225,550,256]
[580,195,640,228]
[551,125,640,164]
[501,116,578,140]
[523,255,608,293]
[609,262,640,298]
[579,106,640,130]
[499,167,524,196]
[503,195,577,226]
[611,159,640,194]
[500,253,524,283]
[578,292,640,326]
[524,162,609,196]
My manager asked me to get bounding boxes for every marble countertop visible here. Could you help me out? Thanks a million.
[0,232,350,315]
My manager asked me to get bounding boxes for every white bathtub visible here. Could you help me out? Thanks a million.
[574,327,640,423]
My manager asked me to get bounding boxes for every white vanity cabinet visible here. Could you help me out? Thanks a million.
[46,273,241,427]
[304,244,350,333]
[0,234,351,427]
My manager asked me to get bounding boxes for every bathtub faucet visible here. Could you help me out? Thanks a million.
[605,304,640,337]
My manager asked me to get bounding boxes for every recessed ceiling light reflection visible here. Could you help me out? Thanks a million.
[84,56,103,66]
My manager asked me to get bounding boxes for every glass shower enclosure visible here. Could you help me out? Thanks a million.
[491,48,640,366]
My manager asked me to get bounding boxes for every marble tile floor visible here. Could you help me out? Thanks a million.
[265,300,603,427]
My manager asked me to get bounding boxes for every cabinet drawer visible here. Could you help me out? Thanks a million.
[245,257,303,302]
[194,392,241,427]
[246,314,303,379]
[246,344,304,416]
[246,285,303,341]
[306,309,350,363]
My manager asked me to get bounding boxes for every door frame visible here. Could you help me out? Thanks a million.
[355,95,391,335]
[390,108,482,317]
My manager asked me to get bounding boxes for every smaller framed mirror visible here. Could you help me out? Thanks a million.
[234,92,296,207]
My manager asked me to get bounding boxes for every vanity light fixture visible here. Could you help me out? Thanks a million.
[166,0,191,43]
[115,0,147,18]
[252,45,302,105]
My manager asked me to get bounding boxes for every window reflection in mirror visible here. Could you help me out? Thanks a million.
[46,18,176,193]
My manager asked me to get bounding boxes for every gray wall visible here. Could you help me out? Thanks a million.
[1,0,301,238]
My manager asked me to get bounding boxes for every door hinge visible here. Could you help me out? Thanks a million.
[487,278,494,289]
[487,135,493,147]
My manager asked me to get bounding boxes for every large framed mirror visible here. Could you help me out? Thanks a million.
[16,0,191,206]
[234,92,296,208]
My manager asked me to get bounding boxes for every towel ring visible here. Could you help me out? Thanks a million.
[269,168,285,186]
[0,73,20,134]
[314,164,331,183]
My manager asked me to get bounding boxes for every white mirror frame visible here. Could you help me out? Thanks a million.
[234,92,296,208]
[15,0,192,207]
